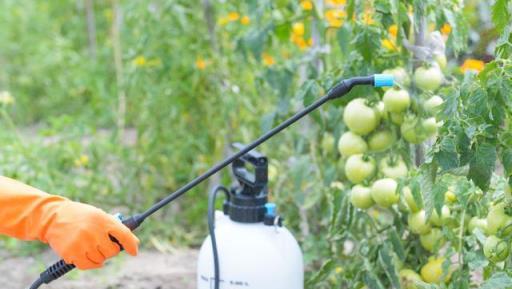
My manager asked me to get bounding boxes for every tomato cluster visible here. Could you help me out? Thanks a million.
[341,63,445,213]
[330,61,483,286]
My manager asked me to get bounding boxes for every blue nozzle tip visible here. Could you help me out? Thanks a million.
[265,203,276,216]
[374,74,394,87]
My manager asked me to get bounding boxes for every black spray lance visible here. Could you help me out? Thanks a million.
[28,74,394,289]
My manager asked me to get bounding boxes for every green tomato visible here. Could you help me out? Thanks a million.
[424,95,444,115]
[420,257,451,284]
[484,235,510,263]
[370,178,399,208]
[399,269,422,289]
[368,130,395,152]
[383,88,411,113]
[403,187,421,213]
[321,133,335,154]
[375,101,387,120]
[468,217,488,233]
[408,210,432,234]
[487,203,512,236]
[379,156,408,179]
[345,154,376,184]
[337,131,368,157]
[420,228,445,252]
[444,190,457,204]
[383,67,410,87]
[430,206,451,227]
[343,98,380,135]
[401,118,427,144]
[422,117,439,137]
[350,185,374,209]
[414,65,444,91]
[390,112,404,125]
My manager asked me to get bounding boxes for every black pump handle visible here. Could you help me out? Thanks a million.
[232,142,268,188]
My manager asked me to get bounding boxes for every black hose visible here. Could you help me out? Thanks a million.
[208,185,229,289]
[28,278,44,289]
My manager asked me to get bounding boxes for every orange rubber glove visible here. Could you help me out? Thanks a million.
[0,176,139,269]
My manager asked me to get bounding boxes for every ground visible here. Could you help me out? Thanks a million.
[0,249,198,289]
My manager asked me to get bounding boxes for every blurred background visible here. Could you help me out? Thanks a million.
[0,0,502,288]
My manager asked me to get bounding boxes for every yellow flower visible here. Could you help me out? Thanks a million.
[382,38,398,51]
[301,0,313,10]
[296,38,308,49]
[291,35,312,50]
[195,57,208,70]
[262,53,275,67]
[74,154,89,167]
[290,22,314,50]
[388,24,398,38]
[133,55,147,67]
[227,12,240,21]
[325,9,345,28]
[460,59,485,73]
[335,266,344,274]
[240,15,250,25]
[362,10,374,25]
[326,0,347,5]
[292,22,305,36]
[0,91,14,105]
[441,23,452,36]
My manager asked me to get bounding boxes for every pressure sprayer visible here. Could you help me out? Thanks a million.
[28,74,394,289]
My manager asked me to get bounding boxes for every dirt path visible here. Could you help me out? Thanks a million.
[0,249,198,289]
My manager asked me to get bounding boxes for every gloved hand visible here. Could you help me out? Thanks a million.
[0,176,139,269]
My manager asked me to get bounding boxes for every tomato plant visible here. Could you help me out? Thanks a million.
[259,0,512,288]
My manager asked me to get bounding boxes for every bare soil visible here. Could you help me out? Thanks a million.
[0,249,198,289]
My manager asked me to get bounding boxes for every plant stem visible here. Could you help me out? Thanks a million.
[413,1,427,166]
[111,0,126,142]
[84,0,97,59]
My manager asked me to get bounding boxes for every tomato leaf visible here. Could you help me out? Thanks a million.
[306,259,335,286]
[363,258,386,289]
[491,0,511,34]
[336,25,351,56]
[388,228,405,261]
[435,135,459,172]
[468,142,497,191]
[501,147,512,177]
[378,244,400,289]
[480,272,512,289]
[418,162,438,218]
[465,248,489,271]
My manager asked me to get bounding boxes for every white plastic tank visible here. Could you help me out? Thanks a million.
[197,211,304,289]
